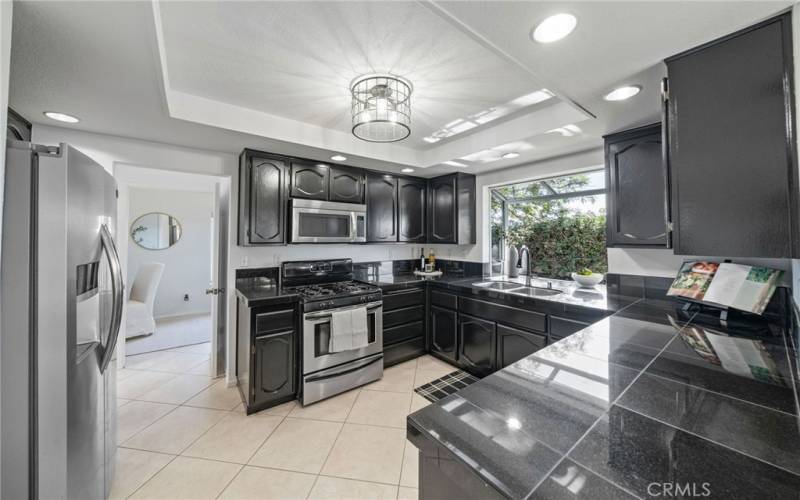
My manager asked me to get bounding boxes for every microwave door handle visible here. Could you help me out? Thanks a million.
[99,224,124,373]
[351,211,358,242]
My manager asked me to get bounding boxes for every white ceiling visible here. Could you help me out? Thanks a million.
[8,1,792,177]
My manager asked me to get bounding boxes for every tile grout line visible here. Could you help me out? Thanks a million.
[522,313,699,499]
[307,385,368,499]
[116,345,229,497]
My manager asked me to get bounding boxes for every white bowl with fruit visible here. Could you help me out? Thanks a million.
[571,269,604,288]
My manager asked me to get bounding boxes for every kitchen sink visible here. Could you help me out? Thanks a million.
[472,281,525,291]
[508,286,563,297]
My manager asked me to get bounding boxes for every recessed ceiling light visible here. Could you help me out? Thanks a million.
[502,152,520,160]
[604,85,642,101]
[330,154,347,161]
[43,111,80,123]
[423,136,441,144]
[443,160,467,168]
[532,14,577,43]
[401,168,415,173]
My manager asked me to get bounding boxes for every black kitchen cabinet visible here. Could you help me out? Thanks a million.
[398,177,426,242]
[430,305,458,363]
[428,173,476,244]
[366,173,398,242]
[253,330,295,407]
[458,313,495,377]
[605,124,669,247]
[382,286,427,367]
[238,151,288,245]
[290,161,329,200]
[236,300,298,414]
[496,324,546,369]
[329,166,365,204]
[664,13,798,258]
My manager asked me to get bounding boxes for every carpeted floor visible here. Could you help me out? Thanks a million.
[125,312,212,356]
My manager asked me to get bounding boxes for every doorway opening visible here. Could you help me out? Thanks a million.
[114,165,229,382]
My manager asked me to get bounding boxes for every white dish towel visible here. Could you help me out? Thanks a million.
[329,308,353,353]
[350,307,369,350]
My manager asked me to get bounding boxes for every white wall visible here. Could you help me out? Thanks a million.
[0,0,12,241]
[128,187,214,318]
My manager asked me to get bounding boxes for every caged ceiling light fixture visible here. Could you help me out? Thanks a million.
[351,74,412,142]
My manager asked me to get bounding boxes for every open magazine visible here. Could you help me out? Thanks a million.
[667,261,782,315]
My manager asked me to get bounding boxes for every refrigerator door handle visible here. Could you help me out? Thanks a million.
[99,224,123,373]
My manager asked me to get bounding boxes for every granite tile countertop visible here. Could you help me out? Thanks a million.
[407,297,800,499]
[234,276,300,307]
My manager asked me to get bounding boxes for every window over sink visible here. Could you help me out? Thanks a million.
[490,169,607,280]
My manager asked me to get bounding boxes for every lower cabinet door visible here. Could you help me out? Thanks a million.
[430,305,458,363]
[496,324,546,369]
[253,330,295,406]
[457,313,496,377]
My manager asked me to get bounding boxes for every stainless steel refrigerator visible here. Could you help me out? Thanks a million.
[1,140,123,499]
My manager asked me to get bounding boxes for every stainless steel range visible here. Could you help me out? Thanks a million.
[282,259,383,405]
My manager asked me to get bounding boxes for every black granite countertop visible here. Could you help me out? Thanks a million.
[407,295,800,499]
[234,275,300,307]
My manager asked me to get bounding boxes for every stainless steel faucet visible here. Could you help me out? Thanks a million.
[517,245,533,286]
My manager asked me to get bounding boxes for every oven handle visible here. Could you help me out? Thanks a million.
[304,301,382,320]
[304,354,383,383]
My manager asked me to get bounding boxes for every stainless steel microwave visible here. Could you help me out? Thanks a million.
[290,199,367,243]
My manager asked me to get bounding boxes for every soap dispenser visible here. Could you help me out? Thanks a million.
[507,246,519,277]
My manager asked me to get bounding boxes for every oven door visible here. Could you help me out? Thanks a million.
[303,302,382,374]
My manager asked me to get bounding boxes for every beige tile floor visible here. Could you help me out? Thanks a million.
[114,343,456,499]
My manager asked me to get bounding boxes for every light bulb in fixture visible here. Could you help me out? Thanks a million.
[401,168,415,173]
[604,85,642,101]
[502,152,520,160]
[44,111,80,123]
[532,14,577,43]
[331,155,347,161]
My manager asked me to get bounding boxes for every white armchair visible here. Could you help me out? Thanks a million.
[125,262,165,339]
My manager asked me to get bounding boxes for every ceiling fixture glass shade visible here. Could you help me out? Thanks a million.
[43,111,80,123]
[532,14,577,43]
[351,74,412,142]
[604,85,642,101]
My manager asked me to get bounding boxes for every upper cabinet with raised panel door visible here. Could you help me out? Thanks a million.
[290,161,329,200]
[427,173,476,244]
[329,166,365,204]
[664,13,798,258]
[398,177,426,243]
[605,123,669,247]
[366,173,398,242]
[238,150,288,246]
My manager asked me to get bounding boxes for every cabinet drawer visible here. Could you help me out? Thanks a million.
[458,297,546,333]
[550,316,590,339]
[255,308,295,335]
[384,321,424,346]
[430,290,457,310]
[384,305,424,329]
[384,336,425,367]
[383,288,424,311]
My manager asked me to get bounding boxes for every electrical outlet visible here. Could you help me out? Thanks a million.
[241,255,248,267]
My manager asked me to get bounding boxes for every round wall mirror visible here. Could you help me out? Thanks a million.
[131,212,182,250]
